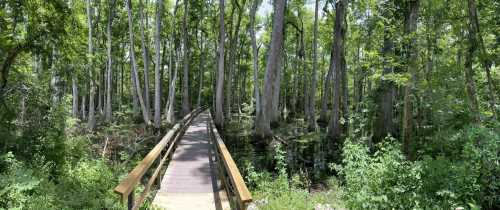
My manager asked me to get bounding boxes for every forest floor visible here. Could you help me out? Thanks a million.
[222,111,346,210]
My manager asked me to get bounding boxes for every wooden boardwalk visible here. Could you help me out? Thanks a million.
[152,111,230,210]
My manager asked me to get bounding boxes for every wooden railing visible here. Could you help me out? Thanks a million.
[208,112,253,210]
[114,107,204,210]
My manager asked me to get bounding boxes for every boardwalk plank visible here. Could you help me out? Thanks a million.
[152,111,230,210]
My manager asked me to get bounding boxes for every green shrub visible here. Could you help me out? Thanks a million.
[340,125,499,210]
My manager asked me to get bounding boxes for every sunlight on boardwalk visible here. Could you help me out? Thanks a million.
[152,111,230,210]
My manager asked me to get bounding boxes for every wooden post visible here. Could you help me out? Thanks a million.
[157,152,162,186]
[128,191,134,210]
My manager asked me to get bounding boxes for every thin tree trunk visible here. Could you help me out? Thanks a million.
[181,0,191,115]
[255,0,286,138]
[72,76,79,117]
[165,0,180,124]
[153,0,163,128]
[127,0,152,125]
[467,0,497,119]
[105,0,117,122]
[249,0,261,118]
[226,0,244,120]
[319,45,334,123]
[87,0,97,130]
[215,0,226,127]
[98,67,103,114]
[82,93,87,120]
[327,0,347,141]
[139,0,151,116]
[308,0,320,131]
[196,4,205,109]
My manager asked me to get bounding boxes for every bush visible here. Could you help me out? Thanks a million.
[340,125,499,210]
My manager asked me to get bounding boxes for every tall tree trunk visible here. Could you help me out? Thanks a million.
[139,0,151,116]
[153,0,163,128]
[341,31,349,133]
[402,0,419,159]
[271,60,282,123]
[215,0,225,127]
[307,0,320,131]
[319,44,334,123]
[226,0,244,120]
[255,0,286,138]
[81,93,87,120]
[373,28,395,144]
[98,68,103,114]
[87,0,97,130]
[181,0,191,115]
[327,0,347,141]
[72,76,79,117]
[165,0,180,124]
[105,0,116,122]
[196,3,205,109]
[249,0,261,118]
[50,48,62,105]
[127,0,152,124]
[467,0,497,119]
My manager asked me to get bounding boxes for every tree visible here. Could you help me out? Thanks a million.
[226,0,245,120]
[402,0,420,158]
[139,0,151,117]
[105,0,117,123]
[466,0,498,120]
[249,0,261,120]
[255,0,286,138]
[127,0,151,125]
[215,0,225,127]
[327,0,347,141]
[165,0,180,125]
[373,24,396,143]
[181,0,191,115]
[307,0,320,131]
[87,0,97,130]
[153,0,163,128]
[196,0,206,109]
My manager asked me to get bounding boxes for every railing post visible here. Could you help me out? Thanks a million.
[128,191,134,210]
[157,152,162,186]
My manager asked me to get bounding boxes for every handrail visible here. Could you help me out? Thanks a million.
[208,112,253,210]
[114,107,205,210]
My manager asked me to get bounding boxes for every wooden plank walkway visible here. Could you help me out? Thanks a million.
[152,111,230,210]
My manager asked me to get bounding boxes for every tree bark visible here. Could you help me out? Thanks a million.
[373,29,395,144]
[153,0,163,128]
[139,0,151,116]
[181,0,191,115]
[307,0,320,131]
[127,0,152,125]
[226,0,244,120]
[215,0,226,127]
[81,93,87,120]
[467,0,497,119]
[72,76,79,117]
[196,3,205,109]
[165,0,180,125]
[87,0,97,130]
[255,0,286,138]
[249,0,261,118]
[319,44,334,123]
[105,0,117,122]
[327,0,347,141]
[402,0,419,159]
